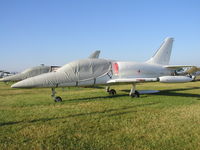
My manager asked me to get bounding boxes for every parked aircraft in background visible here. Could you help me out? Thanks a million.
[11,38,198,102]
[0,70,15,78]
[175,66,200,80]
[0,50,100,82]
[193,71,200,77]
[0,65,60,82]
[0,71,4,78]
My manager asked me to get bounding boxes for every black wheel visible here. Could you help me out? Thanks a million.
[54,96,62,102]
[130,91,140,98]
[109,89,117,96]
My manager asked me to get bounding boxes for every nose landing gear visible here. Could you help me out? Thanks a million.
[51,88,62,102]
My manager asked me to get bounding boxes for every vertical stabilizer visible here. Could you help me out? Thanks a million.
[89,50,101,59]
[146,37,174,65]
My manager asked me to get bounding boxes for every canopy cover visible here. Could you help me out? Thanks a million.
[57,58,112,81]
[11,59,112,88]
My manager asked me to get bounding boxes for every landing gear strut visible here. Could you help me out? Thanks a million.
[129,84,140,98]
[106,86,117,96]
[51,88,62,102]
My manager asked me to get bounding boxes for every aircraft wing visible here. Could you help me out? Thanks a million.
[107,78,158,85]
[164,65,195,69]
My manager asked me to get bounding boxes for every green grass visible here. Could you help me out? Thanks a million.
[1,82,200,150]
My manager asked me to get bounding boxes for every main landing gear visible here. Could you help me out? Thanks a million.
[106,84,140,98]
[129,84,140,98]
[106,86,117,96]
[51,88,62,102]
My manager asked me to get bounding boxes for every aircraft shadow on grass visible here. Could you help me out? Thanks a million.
[0,102,158,127]
[65,94,131,103]
[65,86,200,103]
[0,92,33,96]
[122,87,200,98]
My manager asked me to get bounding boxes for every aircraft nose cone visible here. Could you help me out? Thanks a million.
[11,79,35,88]
[0,77,9,82]
[11,82,22,88]
[0,74,22,82]
[11,72,65,88]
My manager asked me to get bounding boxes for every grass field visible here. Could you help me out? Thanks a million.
[1,82,200,150]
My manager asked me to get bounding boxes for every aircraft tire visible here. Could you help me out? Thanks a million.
[109,89,116,96]
[130,91,140,98]
[54,96,62,102]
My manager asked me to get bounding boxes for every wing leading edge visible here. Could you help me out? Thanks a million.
[107,78,158,85]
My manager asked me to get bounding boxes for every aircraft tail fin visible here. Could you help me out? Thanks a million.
[89,50,101,59]
[146,37,174,65]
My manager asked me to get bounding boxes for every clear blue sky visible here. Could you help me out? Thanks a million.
[0,0,200,72]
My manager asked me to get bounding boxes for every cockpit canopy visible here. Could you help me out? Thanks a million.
[57,58,112,81]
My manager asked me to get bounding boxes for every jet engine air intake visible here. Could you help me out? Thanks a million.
[113,62,119,75]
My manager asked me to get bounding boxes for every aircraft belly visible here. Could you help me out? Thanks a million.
[59,82,76,87]
[78,80,94,86]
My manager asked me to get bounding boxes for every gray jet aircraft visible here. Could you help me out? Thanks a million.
[12,38,197,102]
[0,71,14,78]
[0,65,60,82]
